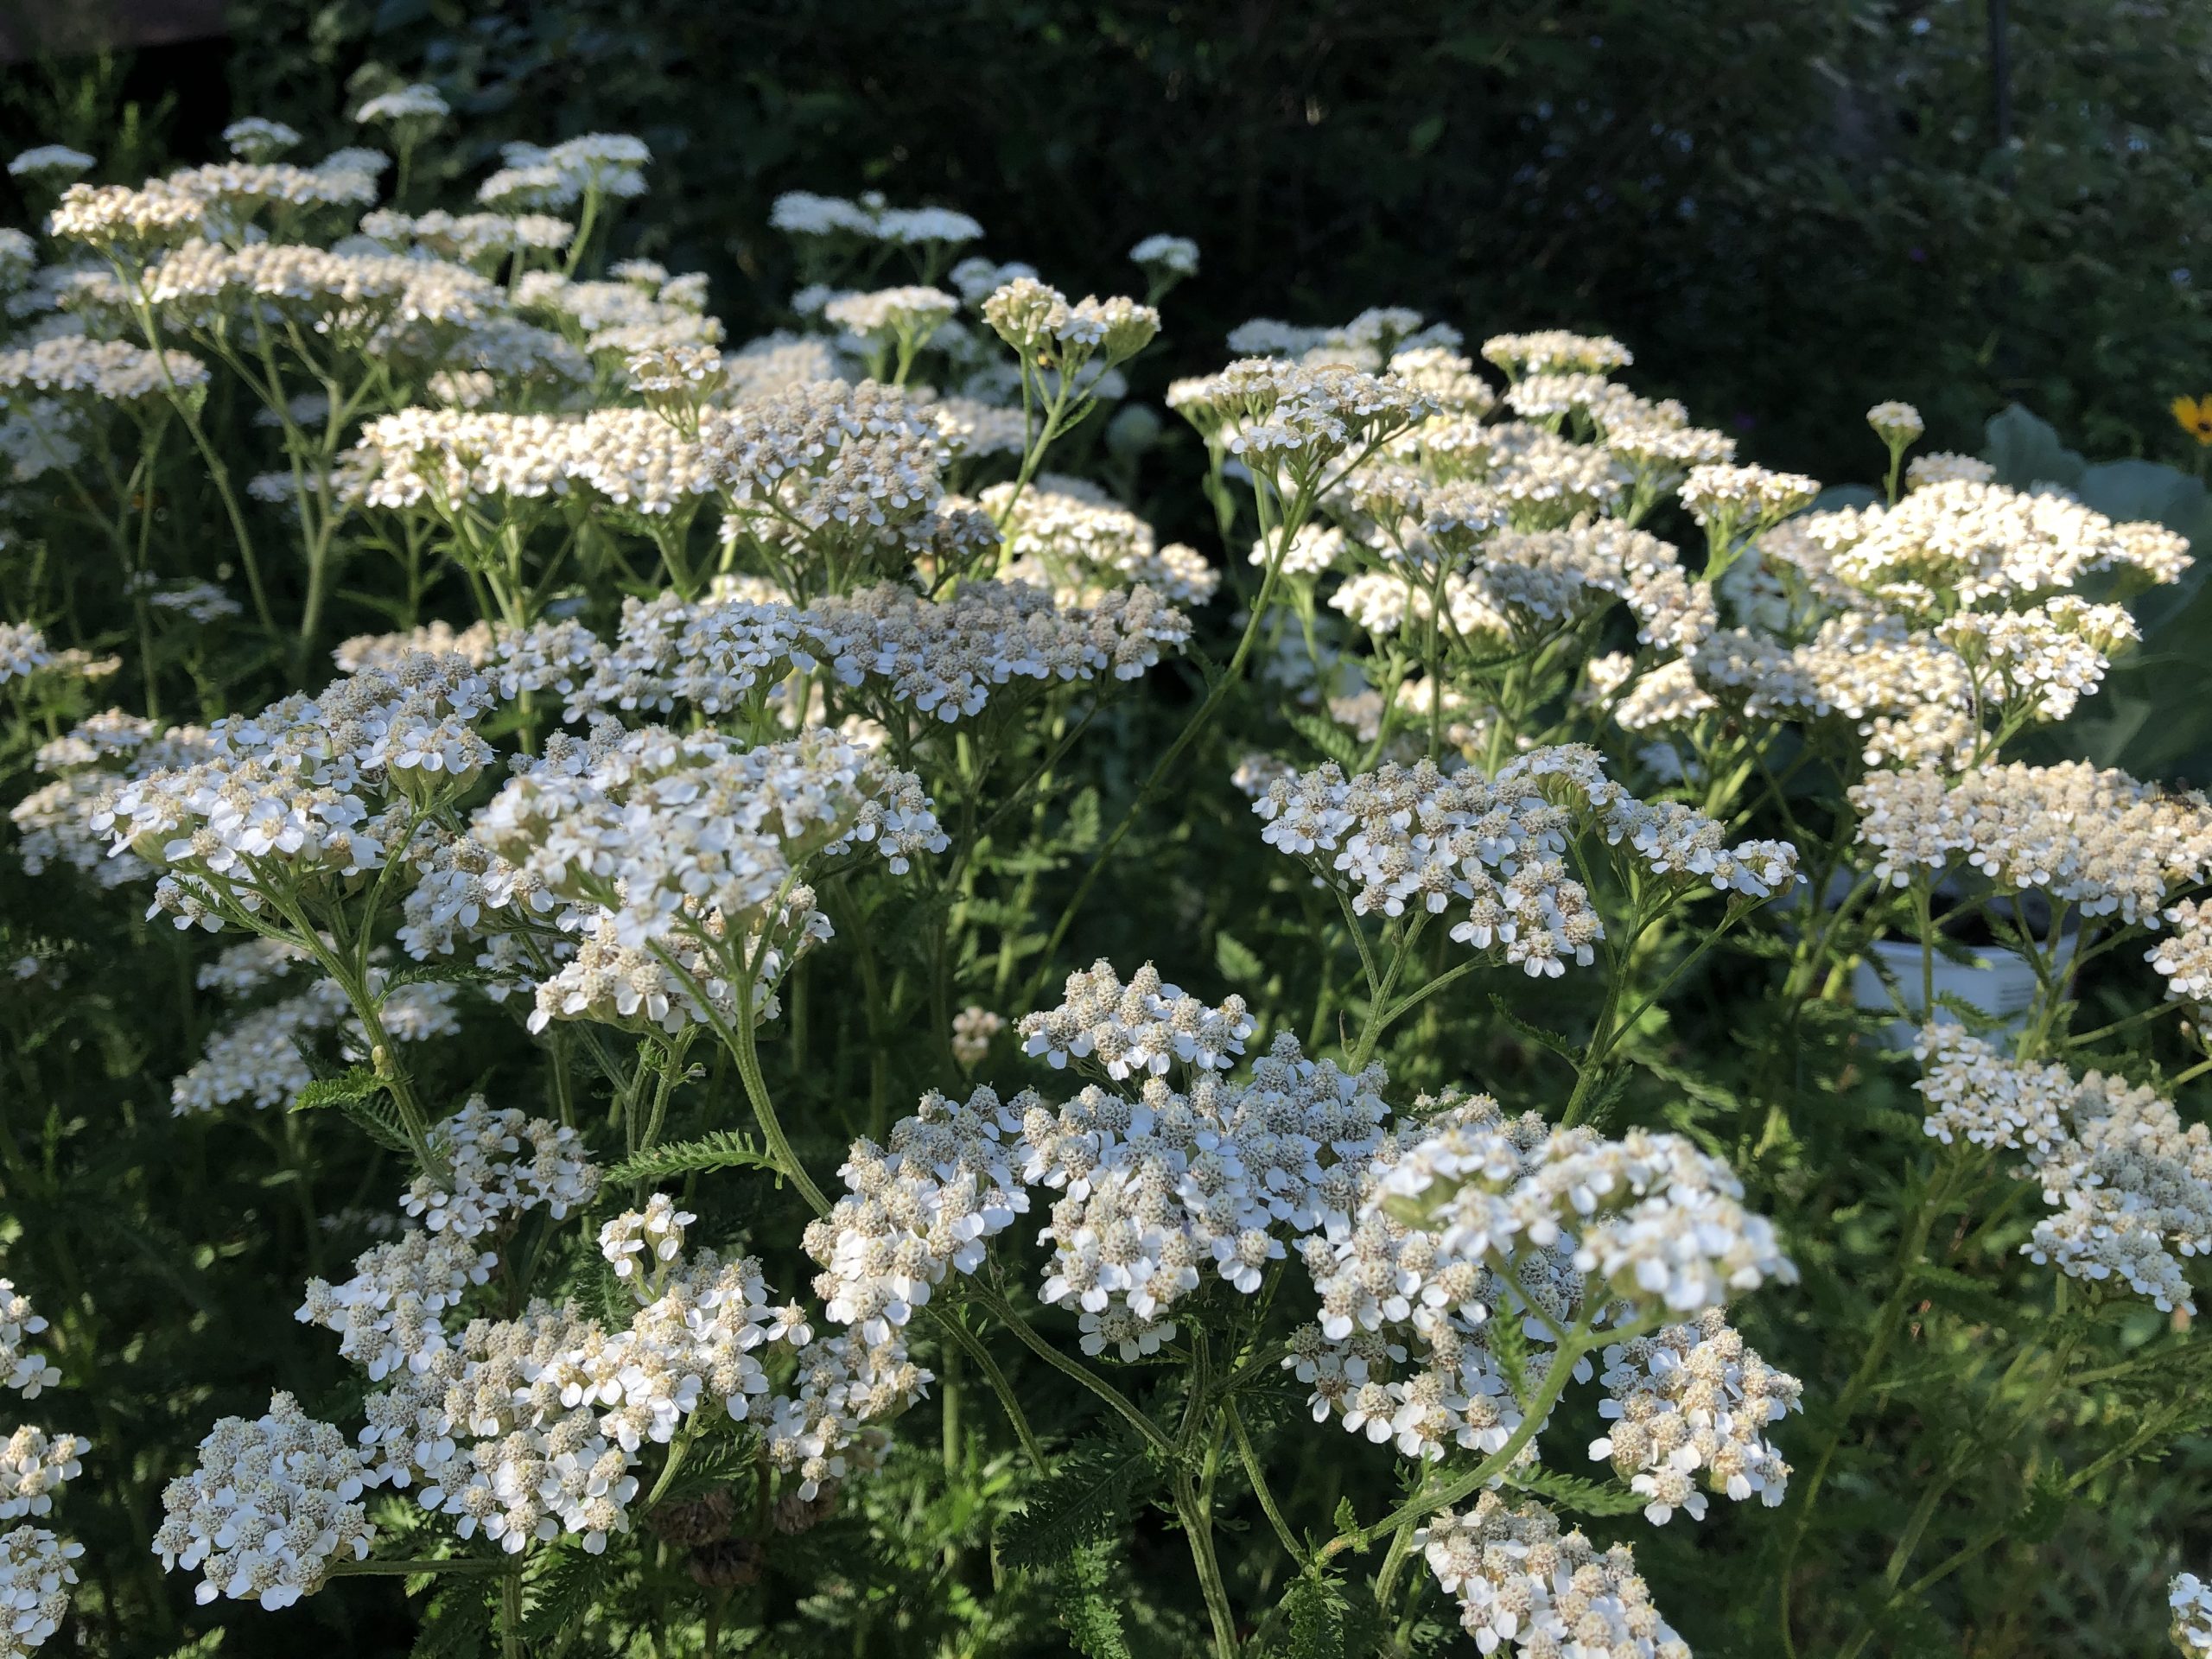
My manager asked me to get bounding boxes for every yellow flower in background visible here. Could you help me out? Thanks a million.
[2173,395,2212,445]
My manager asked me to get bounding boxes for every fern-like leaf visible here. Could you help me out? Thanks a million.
[997,1433,1156,1570]
[1510,1469,1649,1518]
[520,1544,620,1643]
[1285,710,1363,771]
[1056,1541,1132,1659]
[605,1130,780,1186]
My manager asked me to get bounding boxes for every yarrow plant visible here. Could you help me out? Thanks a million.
[0,88,2209,1659]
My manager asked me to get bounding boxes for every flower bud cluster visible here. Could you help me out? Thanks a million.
[1589,1310,1800,1524]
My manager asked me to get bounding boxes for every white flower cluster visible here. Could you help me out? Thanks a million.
[1418,1492,1687,1659]
[0,335,207,404]
[0,1287,80,1656]
[1589,1310,1800,1524]
[1018,958,1255,1078]
[171,973,459,1115]
[539,575,1192,729]
[1286,1090,1556,1462]
[770,191,982,248]
[1785,480,2191,614]
[702,379,946,558]
[2175,1573,2212,1656]
[355,84,450,124]
[152,1392,377,1609]
[1256,750,1796,977]
[951,1006,1005,1066]
[97,655,498,929]
[1916,1026,2212,1313]
[1678,462,1821,533]
[805,1086,1034,1342]
[1936,595,2139,721]
[401,1097,601,1237]
[0,1527,81,1657]
[50,157,381,247]
[2150,899,2212,1015]
[1480,330,1634,378]
[0,1290,57,1402]
[474,723,944,954]
[1168,356,1439,475]
[480,134,650,210]
[985,476,1217,605]
[1224,308,1459,372]
[1020,1034,1390,1358]
[346,407,715,517]
[0,1432,85,1524]
[1692,613,1978,769]
[1374,1115,1796,1317]
[1852,761,2212,922]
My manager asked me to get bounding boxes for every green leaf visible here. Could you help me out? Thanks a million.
[385,959,499,989]
[997,1433,1157,1570]
[1065,786,1102,851]
[1983,403,2085,492]
[1215,930,1265,983]
[1279,1569,1351,1658]
[1511,1470,1649,1517]
[410,1582,493,1659]
[520,1544,620,1643]
[1056,1541,1131,1659]
[1286,710,1363,772]
[289,1065,388,1115]
[605,1130,780,1186]
[1487,994,1578,1061]
[1487,1302,1531,1408]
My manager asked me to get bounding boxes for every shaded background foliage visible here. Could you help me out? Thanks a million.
[2,3,2212,1656]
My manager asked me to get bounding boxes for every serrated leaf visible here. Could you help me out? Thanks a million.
[289,1066,389,1115]
[1487,994,1578,1060]
[1285,710,1363,771]
[1065,786,1102,851]
[385,959,499,989]
[997,1434,1157,1570]
[1215,930,1265,983]
[520,1544,619,1643]
[1280,1570,1351,1659]
[410,1583,493,1659]
[1510,1470,1648,1517]
[1056,1540,1131,1659]
[605,1130,780,1185]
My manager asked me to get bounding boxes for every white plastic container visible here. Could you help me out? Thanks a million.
[1851,936,2067,1051]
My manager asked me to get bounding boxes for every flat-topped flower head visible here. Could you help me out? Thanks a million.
[153,1392,378,1609]
[1019,959,1255,1079]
